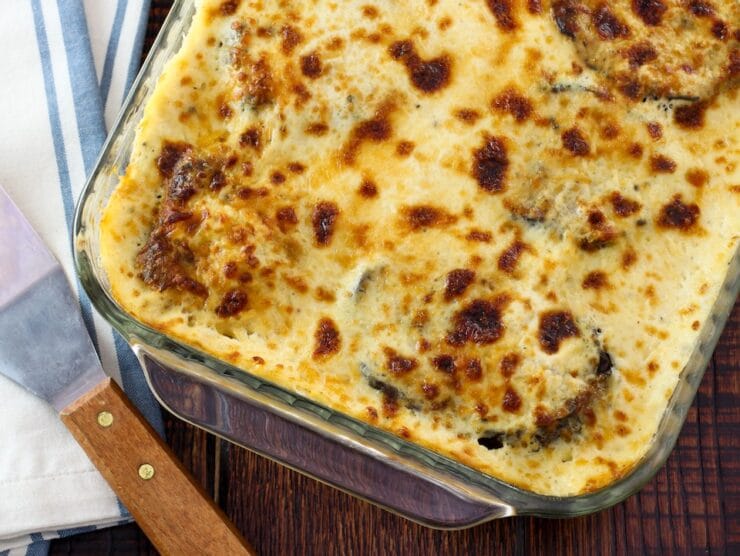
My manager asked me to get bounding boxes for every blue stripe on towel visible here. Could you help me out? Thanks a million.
[57,0,107,163]
[25,541,50,556]
[56,525,98,538]
[25,534,47,556]
[30,0,101,354]
[100,0,127,106]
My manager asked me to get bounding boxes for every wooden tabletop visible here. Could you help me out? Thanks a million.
[51,3,739,554]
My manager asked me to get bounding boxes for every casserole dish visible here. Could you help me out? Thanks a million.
[74,0,739,527]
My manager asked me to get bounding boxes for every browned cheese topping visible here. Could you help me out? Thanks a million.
[101,0,740,497]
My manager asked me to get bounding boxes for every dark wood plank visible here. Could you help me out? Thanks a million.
[51,1,738,553]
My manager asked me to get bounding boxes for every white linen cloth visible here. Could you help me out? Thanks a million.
[0,1,158,554]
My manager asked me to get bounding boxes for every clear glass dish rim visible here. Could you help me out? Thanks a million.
[72,0,740,520]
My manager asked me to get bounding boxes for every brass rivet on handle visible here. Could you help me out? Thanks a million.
[97,411,113,428]
[138,463,155,480]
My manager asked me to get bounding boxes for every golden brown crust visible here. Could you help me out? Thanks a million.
[100,0,740,495]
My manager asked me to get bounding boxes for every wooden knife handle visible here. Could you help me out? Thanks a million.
[60,377,254,556]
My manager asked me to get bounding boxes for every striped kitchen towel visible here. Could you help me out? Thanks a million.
[0,1,158,554]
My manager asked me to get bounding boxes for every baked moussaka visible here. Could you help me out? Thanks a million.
[100,0,739,495]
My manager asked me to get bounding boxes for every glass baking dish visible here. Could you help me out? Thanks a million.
[73,0,739,528]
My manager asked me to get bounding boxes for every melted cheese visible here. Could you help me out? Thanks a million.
[100,0,740,495]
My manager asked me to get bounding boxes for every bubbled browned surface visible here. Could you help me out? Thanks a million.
[101,0,739,497]
[54,1,738,553]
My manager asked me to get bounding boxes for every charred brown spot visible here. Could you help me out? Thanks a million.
[292,83,312,106]
[447,299,505,347]
[241,56,273,107]
[161,150,229,205]
[711,20,728,40]
[209,170,226,191]
[601,123,620,139]
[500,352,520,378]
[433,354,456,374]
[650,154,677,173]
[657,195,700,231]
[313,318,341,358]
[465,358,483,381]
[382,391,398,417]
[610,192,642,217]
[538,310,580,354]
[552,0,581,38]
[215,289,248,317]
[625,42,657,68]
[239,127,261,150]
[632,0,666,26]
[497,240,527,273]
[358,179,378,198]
[396,141,415,156]
[534,406,555,427]
[312,201,339,246]
[156,142,191,178]
[646,122,662,140]
[502,387,522,412]
[622,249,637,268]
[438,16,453,30]
[421,382,440,400]
[618,78,642,100]
[472,135,509,193]
[218,102,232,119]
[160,205,193,229]
[728,49,740,77]
[137,234,207,297]
[688,0,714,17]
[582,270,609,289]
[588,210,606,228]
[280,25,303,55]
[592,4,630,40]
[275,206,298,232]
[384,347,419,376]
[343,101,394,164]
[402,205,455,230]
[270,171,286,185]
[362,5,379,18]
[674,102,707,129]
[628,142,644,158]
[444,269,476,301]
[562,127,590,156]
[237,186,268,199]
[685,168,708,188]
[455,108,481,124]
[288,162,305,174]
[223,261,238,279]
[487,0,518,31]
[306,122,329,136]
[219,0,239,16]
[466,229,493,242]
[300,52,322,78]
[389,40,451,93]
[492,88,533,122]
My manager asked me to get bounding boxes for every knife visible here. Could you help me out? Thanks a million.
[0,186,254,555]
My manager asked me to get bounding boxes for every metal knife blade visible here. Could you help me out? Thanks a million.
[0,186,105,411]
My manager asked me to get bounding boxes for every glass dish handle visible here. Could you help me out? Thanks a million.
[132,344,513,529]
